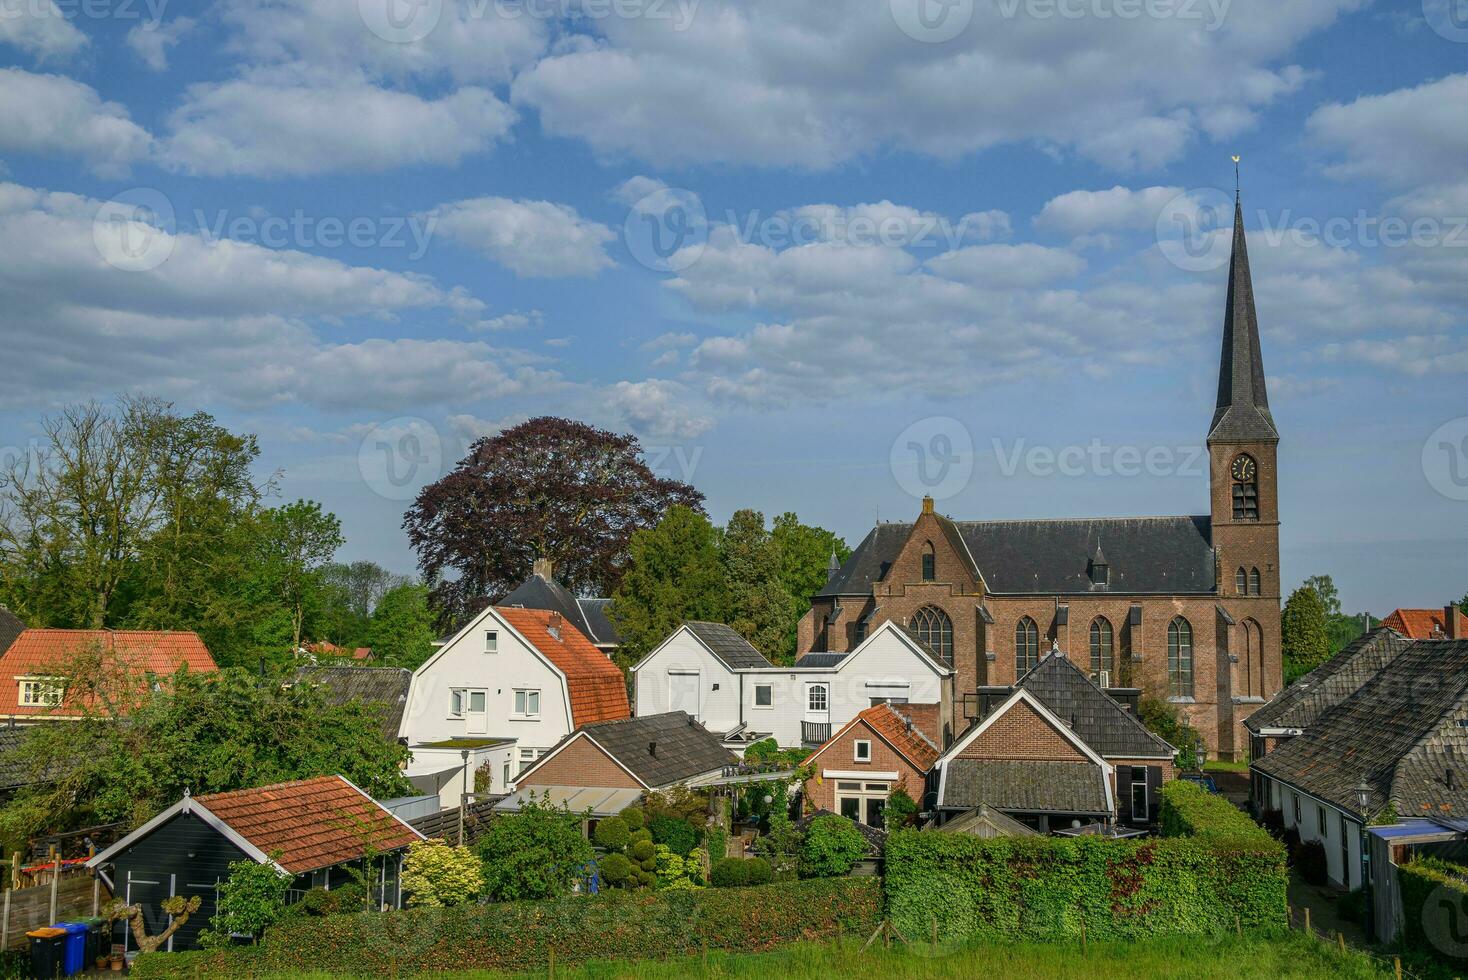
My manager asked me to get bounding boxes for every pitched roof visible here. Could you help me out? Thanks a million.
[794,652,847,669]
[810,703,941,772]
[1253,639,1468,818]
[683,622,774,670]
[496,608,629,727]
[1245,628,1411,734]
[572,711,735,788]
[498,572,621,647]
[1382,608,1468,641]
[820,515,1216,597]
[936,804,1038,838]
[0,608,24,658]
[1012,652,1175,758]
[195,775,422,874]
[306,641,372,661]
[0,630,218,717]
[1209,197,1278,444]
[294,666,412,741]
[944,758,1111,814]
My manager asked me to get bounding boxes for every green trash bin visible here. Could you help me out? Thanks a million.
[26,927,65,979]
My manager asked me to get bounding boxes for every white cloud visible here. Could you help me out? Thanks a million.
[1036,186,1185,236]
[428,196,616,277]
[126,17,198,72]
[163,68,515,177]
[0,1,87,59]
[471,310,545,332]
[1307,74,1468,187]
[0,69,152,175]
[926,243,1085,288]
[602,380,714,440]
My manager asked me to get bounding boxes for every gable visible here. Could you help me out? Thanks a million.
[956,698,1087,763]
[884,512,980,594]
[518,734,643,790]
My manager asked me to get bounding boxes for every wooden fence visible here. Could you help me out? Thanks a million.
[0,875,110,950]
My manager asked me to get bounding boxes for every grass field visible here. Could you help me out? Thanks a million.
[264,931,1389,979]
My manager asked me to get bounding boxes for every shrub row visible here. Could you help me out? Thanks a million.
[1397,856,1468,962]
[128,877,882,977]
[885,781,1286,944]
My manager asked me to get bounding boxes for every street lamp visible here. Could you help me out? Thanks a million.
[1355,778,1372,941]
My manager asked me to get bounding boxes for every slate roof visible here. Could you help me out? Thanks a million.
[195,775,423,874]
[0,608,23,658]
[295,666,412,741]
[1208,198,1279,444]
[0,630,218,717]
[1009,652,1175,758]
[944,759,1111,814]
[572,711,736,788]
[497,608,630,727]
[1244,628,1411,734]
[794,652,847,669]
[0,727,33,790]
[498,572,621,647]
[819,515,1216,598]
[683,622,774,670]
[1382,608,1468,641]
[1253,639,1468,819]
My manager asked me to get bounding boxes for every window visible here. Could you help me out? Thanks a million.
[1231,454,1259,520]
[449,689,464,716]
[1293,792,1301,824]
[1340,813,1350,886]
[808,684,829,713]
[1167,617,1194,698]
[1089,618,1114,676]
[754,684,773,707]
[1015,617,1040,674]
[484,630,498,653]
[503,762,511,787]
[921,542,936,581]
[518,747,544,773]
[1130,766,1148,822]
[513,689,541,718]
[854,739,872,763]
[1317,805,1328,836]
[910,605,953,666]
[852,618,868,644]
[834,780,891,827]
[19,679,61,707]
[1248,567,1261,596]
[1236,567,1247,594]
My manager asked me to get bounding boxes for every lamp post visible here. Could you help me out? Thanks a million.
[1355,779,1372,942]
[460,748,471,846]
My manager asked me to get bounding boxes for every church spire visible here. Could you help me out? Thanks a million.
[1208,194,1278,444]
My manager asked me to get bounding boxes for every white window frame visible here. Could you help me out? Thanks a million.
[484,630,498,654]
[513,689,541,719]
[518,747,545,773]
[834,779,892,827]
[854,739,872,763]
[18,678,62,707]
[753,684,773,708]
[807,683,829,713]
[449,688,465,717]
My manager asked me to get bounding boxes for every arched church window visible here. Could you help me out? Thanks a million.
[911,606,952,666]
[1090,618,1114,677]
[1168,617,1194,698]
[1015,617,1039,674]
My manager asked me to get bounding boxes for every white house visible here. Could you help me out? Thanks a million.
[631,620,955,750]
[402,605,630,800]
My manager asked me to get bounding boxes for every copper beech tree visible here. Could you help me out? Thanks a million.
[403,417,702,627]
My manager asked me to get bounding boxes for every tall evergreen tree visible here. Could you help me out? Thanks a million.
[771,513,850,656]
[721,510,793,663]
[608,506,725,666]
[1282,584,1330,682]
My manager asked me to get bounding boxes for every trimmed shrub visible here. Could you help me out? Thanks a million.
[711,857,750,888]
[631,838,656,862]
[746,857,773,886]
[1293,840,1328,886]
[801,815,866,878]
[594,816,630,852]
[620,806,646,831]
[628,828,652,848]
[598,853,635,887]
[1399,857,1468,962]
[650,816,698,857]
[706,826,728,862]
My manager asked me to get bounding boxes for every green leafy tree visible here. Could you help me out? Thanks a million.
[884,788,919,830]
[608,505,726,664]
[199,860,291,947]
[721,510,794,663]
[401,839,484,907]
[258,501,344,657]
[771,513,850,657]
[1138,697,1202,769]
[366,583,437,669]
[800,815,865,878]
[475,794,594,901]
[1282,584,1330,682]
[1302,574,1341,617]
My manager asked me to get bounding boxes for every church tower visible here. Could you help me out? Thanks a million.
[1208,195,1282,706]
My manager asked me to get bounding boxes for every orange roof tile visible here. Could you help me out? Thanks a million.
[806,703,942,772]
[1382,608,1468,640]
[496,608,630,726]
[196,775,421,874]
[0,629,217,717]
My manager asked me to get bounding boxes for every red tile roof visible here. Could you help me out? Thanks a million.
[1383,608,1468,641]
[196,775,421,874]
[496,608,630,726]
[0,629,217,717]
[307,641,374,661]
[806,703,942,773]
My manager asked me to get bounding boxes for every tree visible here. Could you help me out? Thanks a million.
[111,895,202,953]
[475,794,593,901]
[608,506,726,664]
[401,839,484,907]
[1302,574,1342,618]
[403,417,703,628]
[317,561,408,647]
[366,583,437,669]
[771,513,850,656]
[1282,584,1331,682]
[199,860,291,946]
[800,815,865,877]
[258,501,344,655]
[1138,697,1202,769]
[721,510,792,662]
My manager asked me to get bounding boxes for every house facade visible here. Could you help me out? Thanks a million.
[802,702,941,827]
[402,606,629,779]
[632,620,955,750]
[798,199,1283,760]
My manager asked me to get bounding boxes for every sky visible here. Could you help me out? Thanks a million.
[0,0,1465,616]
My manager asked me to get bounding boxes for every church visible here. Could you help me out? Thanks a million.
[798,198,1282,761]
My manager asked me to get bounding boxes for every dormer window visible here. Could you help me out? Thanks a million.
[19,678,62,707]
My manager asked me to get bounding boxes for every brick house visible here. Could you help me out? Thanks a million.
[1380,606,1467,641]
[798,198,1282,760]
[802,702,942,827]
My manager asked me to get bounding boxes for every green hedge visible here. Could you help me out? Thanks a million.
[885,780,1285,943]
[1398,856,1468,962]
[128,878,882,977]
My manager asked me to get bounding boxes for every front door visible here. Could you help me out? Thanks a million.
[466,690,488,734]
[669,672,700,716]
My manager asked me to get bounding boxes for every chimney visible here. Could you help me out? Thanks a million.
[533,557,554,580]
[1447,605,1461,641]
[921,496,934,516]
[547,611,562,640]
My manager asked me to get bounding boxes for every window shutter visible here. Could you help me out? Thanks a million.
[1147,767,1163,824]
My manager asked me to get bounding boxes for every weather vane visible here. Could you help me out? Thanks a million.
[1232,154,1241,200]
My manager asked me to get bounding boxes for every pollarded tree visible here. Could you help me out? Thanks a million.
[403,417,703,628]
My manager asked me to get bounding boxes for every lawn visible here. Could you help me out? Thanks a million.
[262,931,1388,979]
[1203,758,1252,773]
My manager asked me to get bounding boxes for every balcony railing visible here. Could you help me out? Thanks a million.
[801,721,832,745]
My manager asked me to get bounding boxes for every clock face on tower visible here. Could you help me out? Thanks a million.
[1231,454,1257,482]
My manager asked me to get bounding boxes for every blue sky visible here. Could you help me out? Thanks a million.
[1,0,1465,615]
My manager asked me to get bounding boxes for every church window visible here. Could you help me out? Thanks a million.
[921,542,936,582]
[1248,567,1261,596]
[1168,617,1194,698]
[1015,617,1039,674]
[1236,568,1247,594]
[911,606,953,666]
[1090,618,1114,677]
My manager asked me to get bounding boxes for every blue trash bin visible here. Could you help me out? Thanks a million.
[57,923,88,976]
